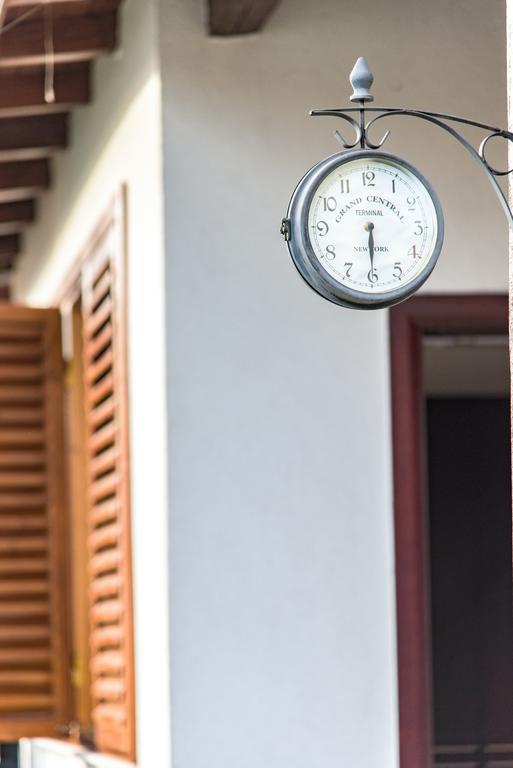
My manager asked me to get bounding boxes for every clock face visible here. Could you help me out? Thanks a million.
[285,150,444,309]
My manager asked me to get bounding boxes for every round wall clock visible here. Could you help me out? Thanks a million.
[281,149,444,309]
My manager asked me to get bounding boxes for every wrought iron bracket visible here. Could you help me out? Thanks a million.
[310,57,513,228]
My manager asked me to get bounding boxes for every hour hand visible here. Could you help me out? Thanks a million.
[364,221,375,271]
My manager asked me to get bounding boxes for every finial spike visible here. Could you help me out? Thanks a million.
[350,57,374,103]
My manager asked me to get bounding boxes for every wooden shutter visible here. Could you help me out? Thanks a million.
[0,306,69,740]
[81,211,135,760]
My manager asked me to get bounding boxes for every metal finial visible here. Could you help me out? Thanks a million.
[350,57,374,103]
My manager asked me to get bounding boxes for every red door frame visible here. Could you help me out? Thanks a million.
[389,294,509,768]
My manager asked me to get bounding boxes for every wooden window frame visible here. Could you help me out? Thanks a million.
[389,294,509,768]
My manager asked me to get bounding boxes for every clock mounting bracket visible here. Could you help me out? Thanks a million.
[285,56,513,232]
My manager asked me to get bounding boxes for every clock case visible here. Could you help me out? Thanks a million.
[283,148,445,310]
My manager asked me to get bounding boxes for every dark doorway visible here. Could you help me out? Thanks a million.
[427,398,513,757]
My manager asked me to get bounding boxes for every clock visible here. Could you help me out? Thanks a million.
[281,149,444,309]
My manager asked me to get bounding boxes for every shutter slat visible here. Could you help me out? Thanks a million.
[88,396,115,431]
[85,297,112,339]
[90,497,119,527]
[92,678,125,701]
[91,599,123,624]
[90,549,121,576]
[0,625,50,641]
[0,694,53,711]
[0,451,45,468]
[0,557,48,574]
[0,600,48,617]
[87,373,114,409]
[0,671,51,686]
[86,323,112,362]
[0,430,44,447]
[0,536,48,553]
[89,422,116,455]
[0,473,45,488]
[0,365,43,382]
[0,343,42,361]
[90,269,112,310]
[0,493,46,509]
[89,522,120,552]
[91,651,124,675]
[86,348,113,386]
[82,228,135,759]
[0,514,47,530]
[0,648,50,665]
[90,625,123,650]
[0,408,44,426]
[0,307,69,736]
[90,447,117,478]
[90,574,122,600]
[92,703,126,724]
[0,579,48,596]
[89,474,119,504]
[0,386,43,405]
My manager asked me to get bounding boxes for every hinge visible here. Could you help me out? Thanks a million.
[55,721,95,747]
[280,217,291,242]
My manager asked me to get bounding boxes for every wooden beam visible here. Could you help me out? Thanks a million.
[0,233,21,270]
[0,158,49,201]
[0,199,35,223]
[0,233,20,259]
[208,0,280,35]
[0,200,35,234]
[5,0,121,19]
[0,12,118,67]
[0,63,89,116]
[0,114,68,159]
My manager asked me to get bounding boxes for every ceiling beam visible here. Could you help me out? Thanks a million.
[0,11,117,66]
[5,0,121,18]
[0,63,89,115]
[0,233,21,274]
[0,200,35,234]
[0,233,20,262]
[208,0,280,35]
[0,158,49,201]
[0,113,68,159]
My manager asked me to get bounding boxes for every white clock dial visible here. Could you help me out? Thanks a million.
[307,155,439,296]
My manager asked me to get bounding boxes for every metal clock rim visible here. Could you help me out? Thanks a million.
[286,148,445,310]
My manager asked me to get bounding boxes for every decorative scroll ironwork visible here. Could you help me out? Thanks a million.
[310,57,513,227]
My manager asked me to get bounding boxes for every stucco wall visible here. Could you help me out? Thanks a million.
[14,2,171,767]
[158,1,507,767]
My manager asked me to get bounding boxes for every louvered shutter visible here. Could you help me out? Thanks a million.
[0,306,69,740]
[81,220,135,761]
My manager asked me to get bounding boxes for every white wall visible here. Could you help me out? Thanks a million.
[14,2,171,767]
[158,1,507,768]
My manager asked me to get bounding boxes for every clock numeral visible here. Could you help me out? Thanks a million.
[414,220,424,236]
[362,170,375,187]
[344,262,353,277]
[316,221,329,237]
[408,245,419,259]
[406,195,416,211]
[367,268,378,284]
[321,196,337,212]
[393,262,403,279]
[325,245,336,260]
[340,178,350,194]
[391,178,397,193]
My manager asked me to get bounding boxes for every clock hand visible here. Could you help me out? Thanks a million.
[364,221,375,273]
